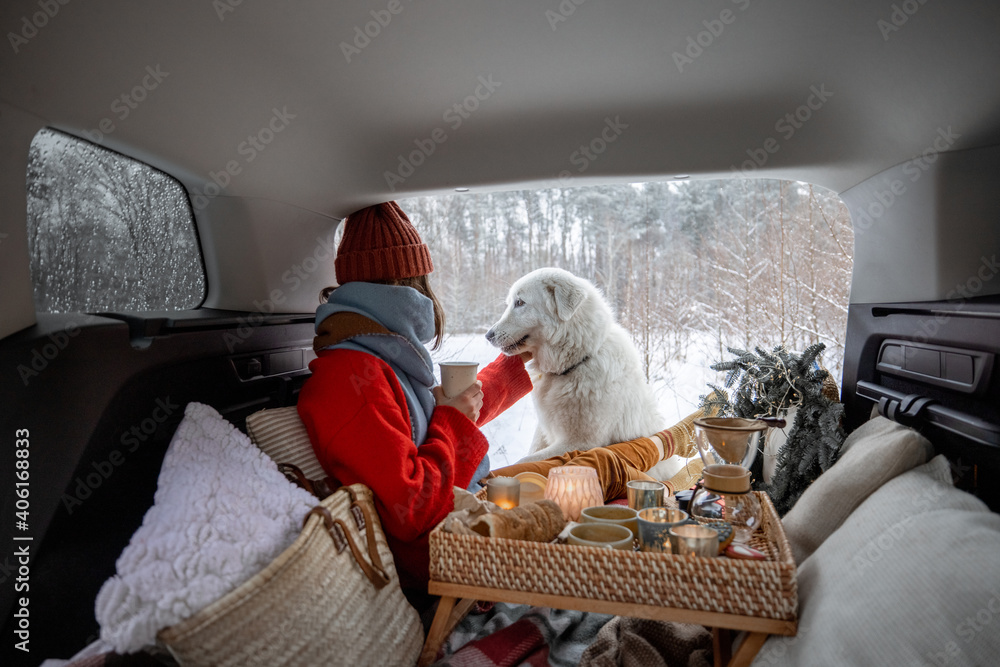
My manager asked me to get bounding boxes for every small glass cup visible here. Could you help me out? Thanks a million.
[486,476,520,510]
[626,480,666,511]
[669,524,718,557]
[544,465,603,521]
[637,507,690,553]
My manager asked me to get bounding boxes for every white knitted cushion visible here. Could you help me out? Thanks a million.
[246,406,327,480]
[95,403,317,652]
[781,416,933,563]
[754,455,1000,666]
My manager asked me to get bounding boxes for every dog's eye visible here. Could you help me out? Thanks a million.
[514,298,525,308]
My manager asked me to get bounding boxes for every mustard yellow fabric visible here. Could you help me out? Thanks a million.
[493,407,710,501]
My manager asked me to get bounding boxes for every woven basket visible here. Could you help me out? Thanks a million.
[430,491,796,621]
[158,485,423,667]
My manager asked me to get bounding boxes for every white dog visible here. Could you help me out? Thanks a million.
[486,267,678,479]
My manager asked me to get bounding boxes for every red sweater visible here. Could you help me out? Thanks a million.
[297,350,532,589]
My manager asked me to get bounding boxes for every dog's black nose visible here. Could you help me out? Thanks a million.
[485,328,496,343]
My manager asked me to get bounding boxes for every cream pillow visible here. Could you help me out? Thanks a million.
[781,415,933,563]
[246,406,327,480]
[754,455,1000,666]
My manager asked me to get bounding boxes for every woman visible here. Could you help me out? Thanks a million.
[297,202,532,593]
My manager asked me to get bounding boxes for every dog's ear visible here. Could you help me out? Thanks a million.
[546,280,585,321]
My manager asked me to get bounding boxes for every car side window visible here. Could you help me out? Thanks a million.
[26,128,206,313]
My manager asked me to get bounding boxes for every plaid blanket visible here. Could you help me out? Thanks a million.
[432,604,715,667]
[580,617,712,667]
[432,604,614,667]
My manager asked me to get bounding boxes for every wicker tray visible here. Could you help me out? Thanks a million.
[429,491,797,621]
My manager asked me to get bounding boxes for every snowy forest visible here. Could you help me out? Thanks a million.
[401,180,854,382]
[25,129,854,384]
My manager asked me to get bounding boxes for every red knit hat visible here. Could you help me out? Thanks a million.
[335,201,434,283]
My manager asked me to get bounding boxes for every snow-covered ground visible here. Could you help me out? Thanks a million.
[431,333,722,468]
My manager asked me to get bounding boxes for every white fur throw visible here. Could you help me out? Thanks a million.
[95,402,317,653]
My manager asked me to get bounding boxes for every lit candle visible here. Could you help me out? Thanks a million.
[486,477,520,510]
[544,466,603,521]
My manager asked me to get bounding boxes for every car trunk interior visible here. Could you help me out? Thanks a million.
[0,313,316,654]
[2,297,999,655]
[842,296,1000,509]
[3,0,1000,661]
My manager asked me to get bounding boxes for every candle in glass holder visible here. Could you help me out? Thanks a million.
[486,477,520,509]
[544,465,602,521]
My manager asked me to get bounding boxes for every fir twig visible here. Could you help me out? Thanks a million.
[699,343,846,515]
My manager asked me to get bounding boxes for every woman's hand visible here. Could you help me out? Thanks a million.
[433,380,484,423]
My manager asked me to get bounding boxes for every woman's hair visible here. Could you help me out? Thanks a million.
[319,275,446,350]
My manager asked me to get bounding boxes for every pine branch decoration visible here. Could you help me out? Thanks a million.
[699,343,846,515]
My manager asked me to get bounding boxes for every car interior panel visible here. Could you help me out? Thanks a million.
[2,0,1000,663]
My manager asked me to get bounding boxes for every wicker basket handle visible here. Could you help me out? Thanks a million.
[279,462,340,499]
[306,505,391,590]
[345,487,392,585]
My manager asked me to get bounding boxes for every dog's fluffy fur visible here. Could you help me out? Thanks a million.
[487,268,676,477]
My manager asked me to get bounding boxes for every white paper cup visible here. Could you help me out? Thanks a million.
[439,361,479,398]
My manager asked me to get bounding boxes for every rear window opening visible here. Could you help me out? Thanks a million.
[400,180,853,465]
[26,128,206,314]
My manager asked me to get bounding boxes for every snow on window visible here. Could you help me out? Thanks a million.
[26,129,205,313]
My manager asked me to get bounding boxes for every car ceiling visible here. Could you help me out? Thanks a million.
[2,0,1000,218]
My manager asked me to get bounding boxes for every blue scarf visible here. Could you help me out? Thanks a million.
[316,282,489,490]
